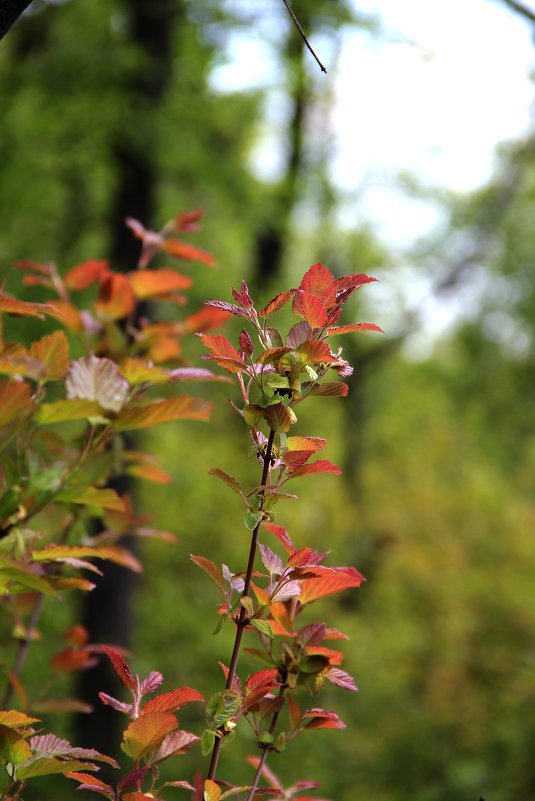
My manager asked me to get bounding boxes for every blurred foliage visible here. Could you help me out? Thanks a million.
[1,1,535,800]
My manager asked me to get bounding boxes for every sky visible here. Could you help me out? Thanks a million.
[210,0,535,352]
[211,0,535,245]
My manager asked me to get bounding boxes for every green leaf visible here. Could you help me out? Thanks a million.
[250,619,274,639]
[122,712,178,760]
[206,690,242,728]
[200,729,216,757]
[54,485,126,511]
[36,399,104,424]
[244,511,261,530]
[257,731,274,746]
[0,724,32,766]
[16,758,98,779]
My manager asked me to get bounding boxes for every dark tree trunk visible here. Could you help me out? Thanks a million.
[75,0,184,764]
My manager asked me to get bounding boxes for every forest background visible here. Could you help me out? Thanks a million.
[1,1,535,800]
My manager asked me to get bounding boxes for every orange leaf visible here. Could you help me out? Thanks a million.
[0,290,59,320]
[45,301,83,331]
[64,260,109,290]
[299,567,365,605]
[129,268,192,299]
[190,554,225,588]
[114,396,213,430]
[122,711,178,760]
[127,463,173,485]
[299,263,336,308]
[296,340,337,365]
[0,380,34,426]
[181,307,231,335]
[95,272,135,320]
[163,238,216,266]
[0,710,39,728]
[292,291,327,329]
[29,330,69,381]
[286,436,327,451]
[50,649,95,673]
[257,290,295,318]
[325,322,383,336]
[200,334,246,375]
[203,779,222,801]
[142,687,204,715]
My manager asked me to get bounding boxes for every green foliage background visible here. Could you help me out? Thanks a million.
[2,2,535,800]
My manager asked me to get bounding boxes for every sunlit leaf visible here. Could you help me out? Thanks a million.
[302,382,349,398]
[261,522,295,555]
[17,757,99,779]
[325,322,383,336]
[204,779,221,801]
[181,307,231,335]
[0,724,32,765]
[65,771,115,799]
[200,334,246,375]
[204,300,248,318]
[114,396,213,430]
[148,730,200,763]
[45,301,83,331]
[66,354,129,412]
[0,710,39,729]
[299,263,337,309]
[296,341,337,365]
[0,380,34,426]
[325,667,357,692]
[286,436,326,452]
[292,291,327,329]
[122,711,178,760]
[299,567,365,604]
[302,707,346,730]
[33,543,140,571]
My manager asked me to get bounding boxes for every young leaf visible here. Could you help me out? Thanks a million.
[204,300,248,318]
[301,382,349,398]
[324,322,383,336]
[262,522,295,555]
[302,708,346,730]
[101,645,137,689]
[0,724,32,765]
[94,272,136,320]
[257,290,295,318]
[250,619,274,639]
[66,355,129,412]
[140,672,164,695]
[120,359,169,385]
[299,263,337,309]
[199,334,246,375]
[325,667,358,692]
[286,321,312,350]
[0,290,58,319]
[148,730,200,763]
[163,238,216,266]
[16,757,100,780]
[203,778,221,801]
[65,771,115,799]
[52,487,127,512]
[114,396,213,430]
[258,544,283,576]
[262,404,295,434]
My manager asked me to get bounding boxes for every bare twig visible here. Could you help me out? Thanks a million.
[499,0,535,24]
[282,0,327,73]
[245,684,287,801]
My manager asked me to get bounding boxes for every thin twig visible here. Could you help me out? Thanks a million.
[207,428,276,781]
[1,595,44,708]
[282,0,327,73]
[245,684,287,801]
[500,0,535,24]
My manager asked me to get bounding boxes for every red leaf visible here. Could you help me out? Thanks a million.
[299,263,337,309]
[118,767,150,791]
[257,290,295,318]
[200,334,246,375]
[299,567,365,605]
[282,450,314,471]
[287,547,314,567]
[325,323,383,336]
[174,208,204,231]
[292,291,327,329]
[129,268,192,299]
[288,460,341,479]
[142,687,204,714]
[296,340,338,365]
[261,523,295,554]
[325,667,358,692]
[190,554,225,588]
[335,273,377,293]
[286,436,326,452]
[0,380,34,426]
[181,307,231,335]
[232,281,253,308]
[101,645,136,689]
[64,260,109,290]
[163,238,216,266]
[245,669,279,695]
[306,646,343,665]
[302,708,346,730]
[150,730,200,762]
[65,772,115,798]
[302,382,349,398]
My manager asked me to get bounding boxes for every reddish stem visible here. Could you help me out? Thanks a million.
[207,428,276,781]
[245,684,287,801]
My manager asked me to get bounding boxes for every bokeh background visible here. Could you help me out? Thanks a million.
[2,1,535,799]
